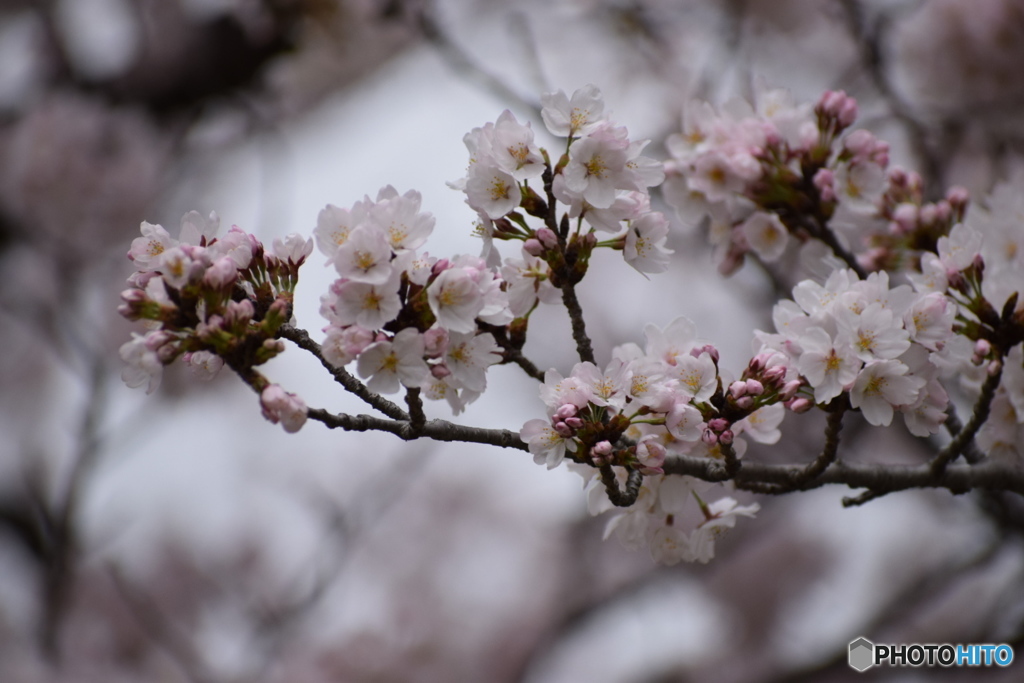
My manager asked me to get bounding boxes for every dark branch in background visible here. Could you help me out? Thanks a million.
[277,325,409,421]
[415,1,542,119]
[836,0,950,199]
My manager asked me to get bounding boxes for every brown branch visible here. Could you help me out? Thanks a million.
[559,283,596,365]
[931,366,1003,475]
[405,387,426,435]
[307,408,528,451]
[277,324,409,421]
[666,453,1024,498]
[943,401,985,464]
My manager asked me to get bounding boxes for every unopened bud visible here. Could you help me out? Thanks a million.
[718,429,735,445]
[523,238,544,256]
[553,421,574,437]
[536,228,559,249]
[708,418,729,432]
[729,381,747,399]
[786,397,813,413]
[744,379,764,396]
[554,404,578,421]
[781,379,803,401]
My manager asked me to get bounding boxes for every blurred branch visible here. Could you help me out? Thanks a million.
[414,1,541,118]
[835,0,951,198]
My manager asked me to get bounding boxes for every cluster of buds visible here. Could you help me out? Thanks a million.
[118,211,313,421]
[856,170,971,272]
[662,86,901,275]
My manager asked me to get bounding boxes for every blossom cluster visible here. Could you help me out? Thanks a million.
[314,186,510,414]
[454,84,672,277]
[660,85,968,275]
[118,210,313,431]
[520,316,786,563]
[755,269,957,434]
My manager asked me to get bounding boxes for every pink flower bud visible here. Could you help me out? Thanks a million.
[431,364,451,379]
[946,186,969,210]
[431,258,451,276]
[988,360,1002,376]
[763,366,786,384]
[718,429,735,445]
[692,344,719,364]
[593,440,613,456]
[702,429,718,446]
[564,417,584,429]
[892,203,918,234]
[786,397,813,413]
[781,379,803,401]
[837,98,858,127]
[523,238,544,256]
[262,339,285,354]
[553,421,574,437]
[975,339,992,357]
[536,228,559,249]
[729,381,747,399]
[637,438,666,472]
[423,327,449,357]
[735,396,754,410]
[744,379,764,396]
[260,384,308,433]
[919,204,938,226]
[203,257,238,289]
[813,168,836,202]
[554,404,578,420]
[708,418,729,432]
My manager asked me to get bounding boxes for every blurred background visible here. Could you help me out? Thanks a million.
[1,0,1024,681]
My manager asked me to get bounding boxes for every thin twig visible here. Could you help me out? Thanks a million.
[485,324,545,381]
[415,3,541,119]
[792,403,846,485]
[277,325,409,421]
[931,367,1003,475]
[308,408,528,451]
[942,400,985,464]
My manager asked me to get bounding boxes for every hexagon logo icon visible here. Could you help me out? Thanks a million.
[849,637,875,672]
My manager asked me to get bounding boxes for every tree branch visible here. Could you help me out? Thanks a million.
[277,325,409,421]
[559,283,596,365]
[307,408,528,451]
[666,453,1024,498]
[931,366,1003,474]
